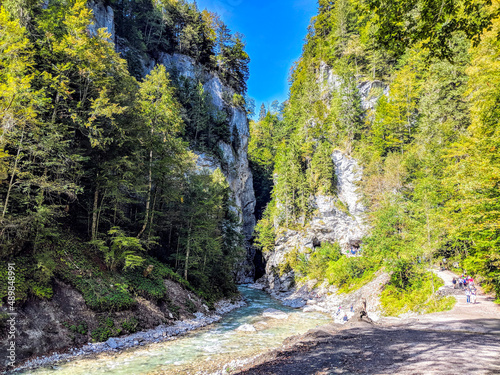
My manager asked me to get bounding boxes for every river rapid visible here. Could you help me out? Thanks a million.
[22,286,331,375]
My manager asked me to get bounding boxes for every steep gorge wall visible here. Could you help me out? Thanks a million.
[89,3,257,282]
[260,63,388,294]
[261,150,367,292]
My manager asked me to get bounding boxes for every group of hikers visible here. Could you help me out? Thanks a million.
[452,274,478,304]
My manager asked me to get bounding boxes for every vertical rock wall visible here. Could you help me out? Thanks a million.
[88,5,257,282]
[260,62,389,294]
[260,150,367,293]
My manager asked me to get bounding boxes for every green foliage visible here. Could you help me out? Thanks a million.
[381,271,455,316]
[365,0,498,59]
[232,93,245,108]
[289,242,378,292]
[0,256,53,303]
[63,321,88,335]
[0,0,246,312]
[94,227,145,272]
[299,242,342,280]
[91,317,120,342]
[185,298,197,313]
[309,142,336,195]
[254,204,276,253]
[174,76,230,157]
[121,317,139,333]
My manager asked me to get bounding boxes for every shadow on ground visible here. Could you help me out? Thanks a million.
[234,319,500,375]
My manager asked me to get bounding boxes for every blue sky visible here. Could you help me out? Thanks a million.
[195,0,318,110]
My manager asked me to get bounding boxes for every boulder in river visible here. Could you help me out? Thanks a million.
[236,324,257,332]
[262,308,288,320]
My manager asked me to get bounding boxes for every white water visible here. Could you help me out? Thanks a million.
[23,286,331,374]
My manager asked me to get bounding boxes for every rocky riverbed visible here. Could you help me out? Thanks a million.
[252,270,390,325]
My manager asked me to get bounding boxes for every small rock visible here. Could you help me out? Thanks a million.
[106,338,119,349]
[236,324,257,332]
[262,308,288,320]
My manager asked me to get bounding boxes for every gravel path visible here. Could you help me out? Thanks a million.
[231,270,500,375]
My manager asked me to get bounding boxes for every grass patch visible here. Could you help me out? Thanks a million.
[337,268,378,293]
[53,235,201,312]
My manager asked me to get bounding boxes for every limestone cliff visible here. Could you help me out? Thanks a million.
[156,54,257,283]
[260,62,388,294]
[261,150,368,293]
[89,4,257,282]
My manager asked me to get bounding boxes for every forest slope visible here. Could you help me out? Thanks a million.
[252,0,500,313]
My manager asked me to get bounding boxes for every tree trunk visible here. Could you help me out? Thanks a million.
[426,209,435,296]
[138,149,153,238]
[147,187,158,242]
[91,184,99,241]
[184,220,192,280]
[2,129,24,221]
[96,189,106,238]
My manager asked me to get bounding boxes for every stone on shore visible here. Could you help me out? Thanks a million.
[106,338,119,349]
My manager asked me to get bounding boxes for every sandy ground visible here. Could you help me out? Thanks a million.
[232,270,500,375]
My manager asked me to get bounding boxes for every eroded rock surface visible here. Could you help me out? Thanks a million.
[261,150,367,294]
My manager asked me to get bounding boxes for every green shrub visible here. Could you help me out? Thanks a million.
[290,242,378,292]
[232,93,245,108]
[91,317,120,342]
[185,299,197,313]
[93,227,145,272]
[168,301,181,319]
[121,317,139,333]
[380,271,455,316]
[123,269,167,301]
[63,321,88,335]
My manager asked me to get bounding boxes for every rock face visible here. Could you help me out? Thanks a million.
[261,151,367,293]
[88,0,115,42]
[260,60,385,294]
[89,3,257,282]
[155,54,256,282]
[318,61,389,111]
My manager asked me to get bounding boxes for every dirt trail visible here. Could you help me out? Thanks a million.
[231,270,500,375]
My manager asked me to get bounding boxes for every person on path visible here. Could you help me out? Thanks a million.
[465,288,471,303]
[343,314,348,322]
[452,278,457,289]
[471,288,477,304]
[469,277,475,287]
[458,278,464,289]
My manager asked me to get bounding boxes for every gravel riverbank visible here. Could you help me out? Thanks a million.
[10,298,246,374]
